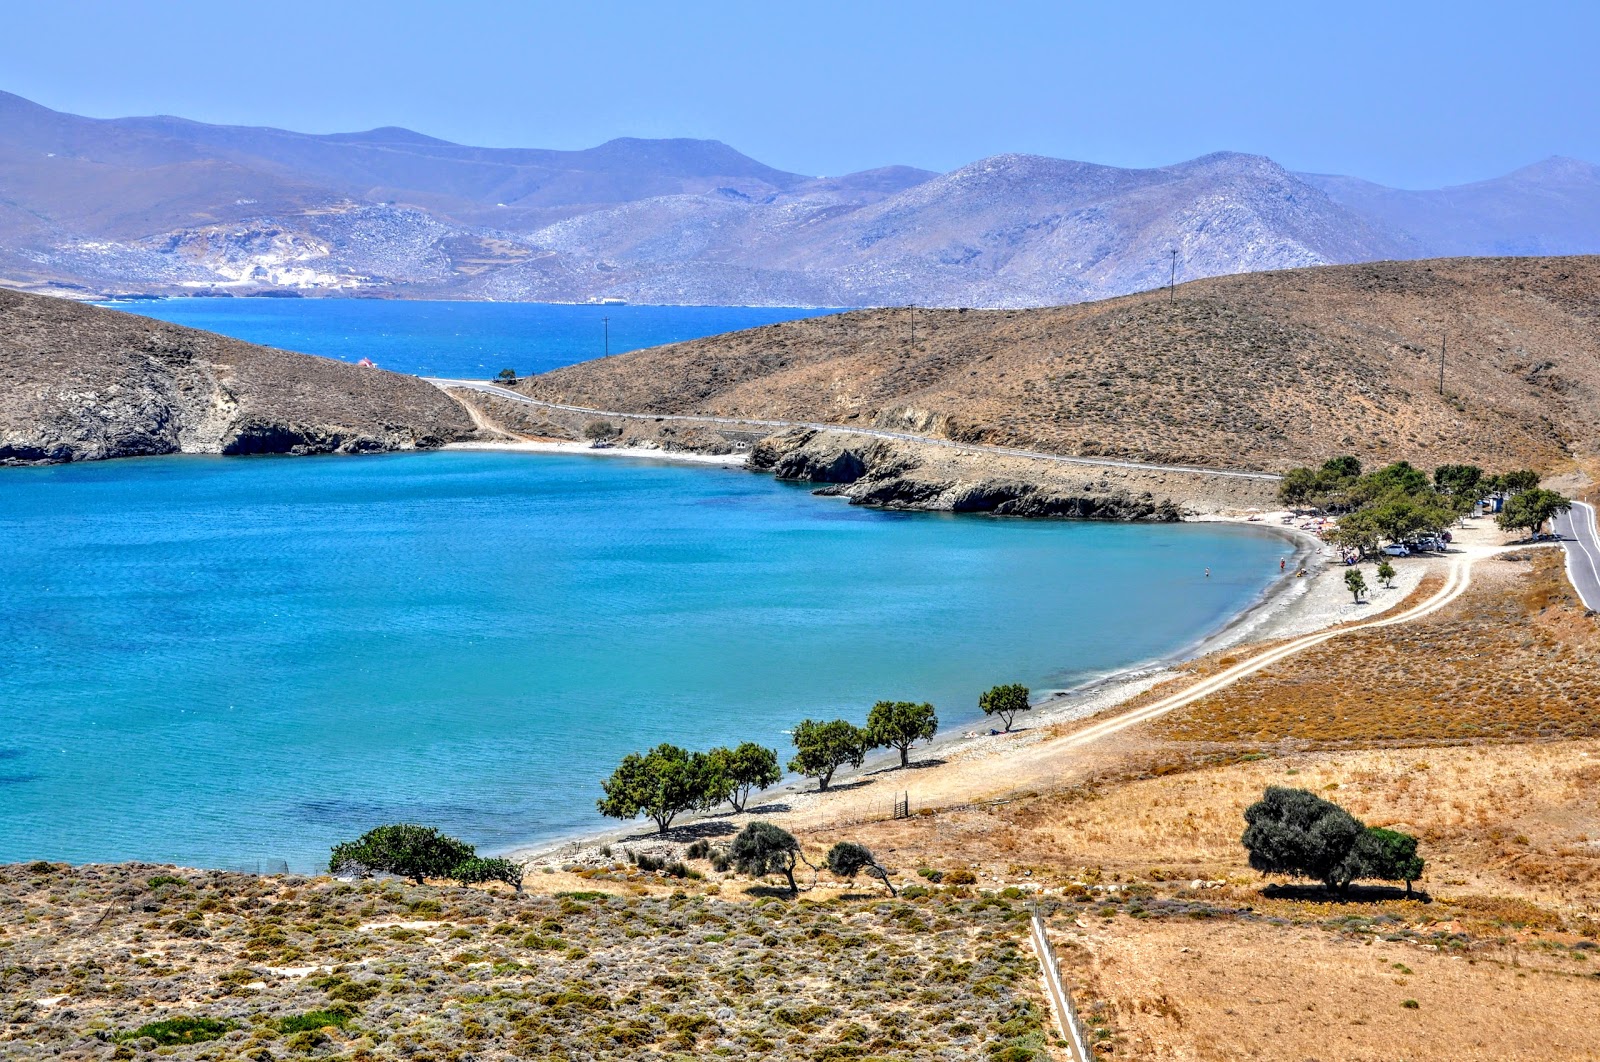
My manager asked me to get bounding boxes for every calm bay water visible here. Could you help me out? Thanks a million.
[4,300,1292,871]
[0,453,1289,871]
[100,298,841,378]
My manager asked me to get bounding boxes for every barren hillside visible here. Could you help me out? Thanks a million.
[0,289,477,464]
[520,256,1600,473]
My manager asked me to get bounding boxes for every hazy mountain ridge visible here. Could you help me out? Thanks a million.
[2,91,1598,306]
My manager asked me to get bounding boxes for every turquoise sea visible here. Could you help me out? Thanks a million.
[0,301,1294,872]
[99,297,842,378]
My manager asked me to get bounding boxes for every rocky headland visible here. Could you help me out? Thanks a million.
[0,288,479,465]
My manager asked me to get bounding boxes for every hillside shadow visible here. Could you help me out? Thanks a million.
[743,802,792,815]
[1261,883,1430,903]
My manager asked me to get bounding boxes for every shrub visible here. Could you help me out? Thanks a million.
[583,420,619,442]
[329,824,477,885]
[146,875,186,889]
[1355,827,1426,894]
[453,857,527,892]
[825,841,896,896]
[277,1005,355,1034]
[685,839,710,860]
[944,868,977,886]
[116,1017,235,1046]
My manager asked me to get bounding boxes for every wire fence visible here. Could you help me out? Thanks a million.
[1029,902,1091,1062]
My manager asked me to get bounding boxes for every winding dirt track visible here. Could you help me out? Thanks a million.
[1049,549,1492,753]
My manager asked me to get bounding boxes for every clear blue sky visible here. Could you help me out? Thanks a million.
[4,0,1595,188]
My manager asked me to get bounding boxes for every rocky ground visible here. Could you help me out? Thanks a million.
[0,289,479,465]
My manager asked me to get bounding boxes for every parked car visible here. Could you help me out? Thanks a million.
[1382,544,1411,557]
[1412,537,1443,552]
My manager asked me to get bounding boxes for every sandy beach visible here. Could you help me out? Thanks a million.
[444,438,750,466]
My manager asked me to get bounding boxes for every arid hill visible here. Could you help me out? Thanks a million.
[519,256,1600,473]
[0,289,477,464]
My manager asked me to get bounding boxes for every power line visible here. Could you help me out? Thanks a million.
[1169,248,1177,301]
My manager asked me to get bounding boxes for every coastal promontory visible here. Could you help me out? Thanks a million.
[0,289,478,464]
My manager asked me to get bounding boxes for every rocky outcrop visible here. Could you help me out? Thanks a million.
[0,288,479,465]
[749,427,1195,520]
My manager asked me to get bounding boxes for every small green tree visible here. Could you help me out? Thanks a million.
[978,683,1031,732]
[730,821,807,895]
[788,718,870,791]
[704,742,782,812]
[1375,558,1396,588]
[328,824,477,885]
[1241,786,1366,892]
[1355,827,1425,896]
[453,856,527,893]
[865,700,938,769]
[1498,469,1541,496]
[496,368,518,384]
[596,743,712,834]
[1344,568,1368,602]
[1497,487,1572,538]
[825,841,897,896]
[1432,464,1482,499]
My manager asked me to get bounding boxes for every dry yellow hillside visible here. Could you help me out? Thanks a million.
[521,256,1600,473]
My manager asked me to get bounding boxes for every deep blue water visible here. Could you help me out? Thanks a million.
[0,452,1291,872]
[99,298,841,378]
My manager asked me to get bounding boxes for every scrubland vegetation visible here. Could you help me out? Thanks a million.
[0,862,1056,1061]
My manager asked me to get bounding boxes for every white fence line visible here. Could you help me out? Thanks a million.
[1029,905,1091,1062]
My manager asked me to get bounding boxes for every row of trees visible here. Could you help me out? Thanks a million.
[328,824,525,890]
[597,685,1036,834]
[1242,786,1425,894]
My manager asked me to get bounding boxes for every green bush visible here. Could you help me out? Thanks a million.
[329,824,476,885]
[277,1005,356,1034]
[116,1017,235,1045]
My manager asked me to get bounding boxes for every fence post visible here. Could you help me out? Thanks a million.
[1029,903,1091,1062]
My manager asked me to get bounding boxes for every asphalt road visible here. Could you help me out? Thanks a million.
[427,379,1282,483]
[1553,499,1600,610]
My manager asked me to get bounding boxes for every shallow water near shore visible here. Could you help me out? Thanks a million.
[1,451,1290,871]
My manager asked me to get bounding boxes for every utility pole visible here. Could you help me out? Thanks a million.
[1439,334,1446,396]
[908,304,916,353]
[1169,248,1177,301]
[603,316,610,358]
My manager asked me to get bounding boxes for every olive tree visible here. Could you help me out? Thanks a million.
[1241,786,1366,892]
[596,743,712,834]
[1344,568,1368,602]
[328,824,477,885]
[866,700,938,769]
[788,718,870,791]
[730,821,808,895]
[705,742,781,812]
[825,841,896,896]
[1375,558,1396,588]
[978,683,1031,732]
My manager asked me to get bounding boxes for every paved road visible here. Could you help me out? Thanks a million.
[427,378,1282,483]
[1553,499,1600,610]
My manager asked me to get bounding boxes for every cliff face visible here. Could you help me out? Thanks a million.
[0,288,478,465]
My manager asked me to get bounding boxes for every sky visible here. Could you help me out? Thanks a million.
[3,0,1596,188]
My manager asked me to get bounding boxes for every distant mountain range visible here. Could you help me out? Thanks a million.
[3,90,1599,307]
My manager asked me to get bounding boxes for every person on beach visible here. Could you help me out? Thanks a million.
[1280,557,1286,572]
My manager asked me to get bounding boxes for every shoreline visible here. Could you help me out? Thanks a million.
[442,438,751,466]
[498,513,1342,865]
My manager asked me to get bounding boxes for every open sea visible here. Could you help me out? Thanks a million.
[0,300,1293,872]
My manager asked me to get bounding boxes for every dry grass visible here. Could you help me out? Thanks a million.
[1151,550,1600,746]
